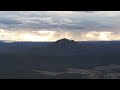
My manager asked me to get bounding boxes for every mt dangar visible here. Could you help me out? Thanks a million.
[48,38,80,49]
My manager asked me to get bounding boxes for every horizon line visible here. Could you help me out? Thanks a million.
[1,39,120,43]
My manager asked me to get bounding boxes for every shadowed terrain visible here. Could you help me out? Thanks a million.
[0,38,120,79]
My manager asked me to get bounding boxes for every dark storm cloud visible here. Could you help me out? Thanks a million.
[0,11,120,33]
[15,22,85,30]
[0,17,22,26]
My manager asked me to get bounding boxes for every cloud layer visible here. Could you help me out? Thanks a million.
[0,11,120,41]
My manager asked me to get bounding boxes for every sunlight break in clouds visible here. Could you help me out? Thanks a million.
[85,31,120,41]
[86,31,111,41]
[0,29,56,42]
[1,29,120,42]
[0,29,73,42]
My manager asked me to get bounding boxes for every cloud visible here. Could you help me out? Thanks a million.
[0,11,120,41]
[82,31,120,41]
[0,11,119,31]
[1,28,120,42]
[0,18,22,25]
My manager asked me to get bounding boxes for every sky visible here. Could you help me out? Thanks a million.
[0,11,120,42]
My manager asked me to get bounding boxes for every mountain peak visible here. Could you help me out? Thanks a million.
[55,38,76,43]
[50,38,79,48]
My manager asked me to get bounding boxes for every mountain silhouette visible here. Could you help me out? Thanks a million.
[49,38,79,48]
[55,38,77,44]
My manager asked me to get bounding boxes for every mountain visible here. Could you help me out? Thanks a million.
[49,38,79,48]
[55,38,77,44]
